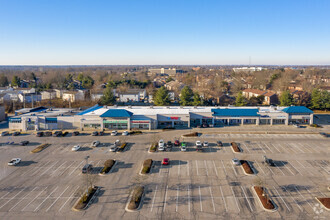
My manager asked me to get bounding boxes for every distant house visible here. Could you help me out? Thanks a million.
[91,93,104,101]
[117,89,146,102]
[242,89,278,105]
[62,90,85,102]
[18,93,42,103]
[164,80,185,91]
[54,89,65,98]
[148,68,182,76]
[40,90,57,100]
[15,88,36,94]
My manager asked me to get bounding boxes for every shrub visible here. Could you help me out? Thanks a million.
[149,143,157,152]
[141,159,153,174]
[162,127,175,131]
[182,132,198,137]
[130,130,142,135]
[128,186,144,210]
[101,159,115,174]
[75,186,97,210]
[30,143,51,153]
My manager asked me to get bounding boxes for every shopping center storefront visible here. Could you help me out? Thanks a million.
[103,119,129,129]
[131,120,150,130]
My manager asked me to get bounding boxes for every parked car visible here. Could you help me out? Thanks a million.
[62,131,69,136]
[109,145,117,152]
[12,131,20,136]
[114,140,120,146]
[72,145,81,151]
[20,141,29,146]
[6,141,15,145]
[174,140,180,146]
[203,141,208,147]
[0,131,9,136]
[122,131,129,136]
[73,131,80,136]
[36,132,44,137]
[8,158,21,166]
[293,124,301,128]
[99,131,104,136]
[232,158,240,166]
[111,130,118,136]
[158,139,165,151]
[92,141,100,147]
[53,131,62,137]
[181,143,187,152]
[165,144,172,152]
[92,131,99,136]
[196,141,203,151]
[44,131,52,137]
[82,164,93,173]
[162,158,170,165]
[217,141,223,147]
[202,124,208,128]
[167,141,173,147]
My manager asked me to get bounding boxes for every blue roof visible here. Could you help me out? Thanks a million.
[30,106,48,113]
[212,108,259,117]
[77,104,103,115]
[282,106,313,114]
[100,109,133,118]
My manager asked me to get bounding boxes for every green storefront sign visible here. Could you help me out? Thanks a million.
[103,120,127,124]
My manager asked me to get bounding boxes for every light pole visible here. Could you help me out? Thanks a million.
[85,155,90,193]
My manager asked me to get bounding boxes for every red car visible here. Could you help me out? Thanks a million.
[174,140,180,146]
[162,158,170,165]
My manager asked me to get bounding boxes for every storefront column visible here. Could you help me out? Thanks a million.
[212,117,214,126]
[149,122,151,130]
[127,119,131,130]
[227,119,230,125]
[270,119,273,125]
[256,118,260,125]
[200,119,202,125]
[241,119,244,125]
[310,114,314,125]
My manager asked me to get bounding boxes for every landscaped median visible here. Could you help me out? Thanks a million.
[182,132,199,137]
[30,143,51,153]
[129,130,142,135]
[117,142,127,152]
[148,143,157,153]
[231,142,241,153]
[240,160,255,175]
[99,159,116,176]
[315,197,330,210]
[139,159,153,175]
[253,186,277,212]
[125,186,145,212]
[72,186,99,211]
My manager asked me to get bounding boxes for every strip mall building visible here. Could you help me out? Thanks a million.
[9,105,314,131]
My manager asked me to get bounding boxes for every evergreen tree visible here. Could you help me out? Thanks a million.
[0,74,9,87]
[180,86,194,106]
[82,75,94,89]
[320,90,330,109]
[154,86,170,106]
[279,91,294,106]
[100,86,115,105]
[11,76,21,87]
[311,89,322,109]
[235,91,247,106]
[192,93,203,106]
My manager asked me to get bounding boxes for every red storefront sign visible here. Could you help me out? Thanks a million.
[170,117,179,120]
[131,121,150,123]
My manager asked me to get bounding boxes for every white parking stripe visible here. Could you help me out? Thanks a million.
[50,161,66,176]
[198,186,203,212]
[69,160,84,175]
[9,187,38,212]
[280,161,295,175]
[0,187,27,210]
[221,160,227,176]
[266,165,275,176]
[195,160,199,176]
[231,164,237,176]
[176,187,179,212]
[257,142,267,154]
[212,161,218,177]
[288,162,303,176]
[30,161,51,176]
[187,185,191,212]
[230,186,240,212]
[46,185,70,212]
[219,186,227,212]
[273,187,290,211]
[204,160,208,176]
[22,187,48,211]
[209,187,215,213]
[150,185,158,212]
[159,164,162,176]
[268,142,280,153]
[274,164,285,176]
[59,186,79,212]
[254,160,265,174]
[34,186,58,212]
[57,161,76,176]
[241,186,253,212]
[282,186,303,212]
[0,189,15,200]
[163,185,168,212]
[262,143,273,153]
[293,186,313,209]
[40,162,58,176]
[242,143,250,153]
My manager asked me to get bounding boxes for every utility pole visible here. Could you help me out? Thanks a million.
[31,94,34,108]
[85,155,90,193]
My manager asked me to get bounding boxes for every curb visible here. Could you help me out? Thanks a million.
[240,161,255,176]
[72,187,100,211]
[252,186,277,212]
[139,161,153,176]
[315,197,330,211]
[125,188,145,212]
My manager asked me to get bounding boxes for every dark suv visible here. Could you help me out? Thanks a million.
[82,164,93,174]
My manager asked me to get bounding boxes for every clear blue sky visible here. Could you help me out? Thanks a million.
[1,0,329,65]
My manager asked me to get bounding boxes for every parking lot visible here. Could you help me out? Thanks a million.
[0,129,329,219]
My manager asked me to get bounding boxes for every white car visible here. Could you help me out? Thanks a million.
[8,158,21,166]
[196,141,202,147]
[114,139,120,146]
[122,131,129,136]
[72,145,81,151]
[203,141,208,147]
[92,141,100,147]
[232,158,240,166]
[109,145,117,152]
[1,131,9,136]
[158,139,165,151]
[111,131,118,136]
[181,145,187,152]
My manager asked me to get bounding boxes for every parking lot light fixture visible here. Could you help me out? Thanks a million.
[85,156,90,193]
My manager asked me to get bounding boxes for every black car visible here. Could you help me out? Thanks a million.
[36,132,44,137]
[167,141,173,147]
[44,131,52,137]
[12,131,20,136]
[20,141,29,146]
[53,131,62,137]
[62,131,69,136]
[92,131,98,136]
[73,131,80,136]
[82,164,93,174]
[217,141,223,147]
[99,131,104,136]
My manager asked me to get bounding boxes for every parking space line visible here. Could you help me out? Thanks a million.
[187,185,190,212]
[320,161,330,174]
[273,187,290,211]
[262,143,273,153]
[221,160,227,176]
[209,187,216,213]
[289,143,304,154]
[265,164,275,176]
[242,143,250,153]
[178,160,180,177]
[287,161,303,176]
[231,164,237,176]
[212,161,218,177]
[9,187,38,212]
[198,186,203,212]
[176,187,179,212]
[150,185,158,212]
[57,161,76,176]
[230,186,240,212]
[254,160,265,174]
[22,187,48,211]
[159,164,162,176]
[0,189,15,200]
[50,161,66,176]
[46,185,70,212]
[195,160,199,176]
[59,186,79,212]
[187,161,189,176]
[297,143,312,153]
[163,185,168,212]
[219,186,227,212]
[294,160,314,175]
[241,186,253,212]
[30,161,51,176]
[280,161,295,175]
[40,162,58,176]
[282,186,303,212]
[204,160,208,176]
[293,186,313,209]
[34,186,58,212]
[274,164,285,176]
[268,142,280,153]
[69,160,84,175]
[0,187,27,210]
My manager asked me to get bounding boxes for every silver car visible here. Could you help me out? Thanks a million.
[92,141,100,147]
